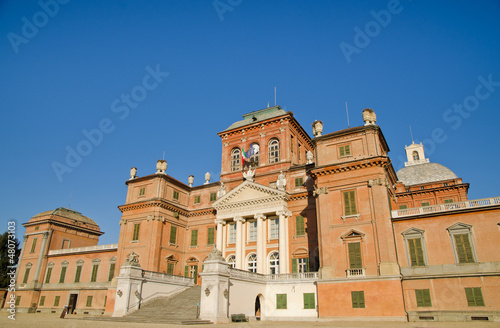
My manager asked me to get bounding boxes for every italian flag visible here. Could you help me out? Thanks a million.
[241,147,247,163]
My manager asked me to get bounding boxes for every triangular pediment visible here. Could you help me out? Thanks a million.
[213,181,288,208]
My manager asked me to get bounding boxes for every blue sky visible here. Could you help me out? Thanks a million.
[1,0,499,245]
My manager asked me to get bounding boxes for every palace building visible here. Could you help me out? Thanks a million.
[5,106,499,322]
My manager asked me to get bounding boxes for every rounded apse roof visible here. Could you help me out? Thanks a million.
[396,162,458,186]
[31,207,98,226]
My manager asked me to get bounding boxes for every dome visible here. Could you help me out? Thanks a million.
[31,207,98,226]
[396,162,458,186]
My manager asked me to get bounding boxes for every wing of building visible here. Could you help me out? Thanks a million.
[5,106,499,323]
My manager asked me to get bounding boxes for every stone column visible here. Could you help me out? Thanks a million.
[234,216,245,270]
[199,249,230,323]
[222,223,227,258]
[15,235,28,281]
[32,232,50,287]
[277,210,291,274]
[215,219,224,252]
[255,213,266,274]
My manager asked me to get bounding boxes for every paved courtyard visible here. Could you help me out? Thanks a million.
[1,313,499,328]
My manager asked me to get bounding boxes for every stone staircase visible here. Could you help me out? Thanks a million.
[87,286,212,325]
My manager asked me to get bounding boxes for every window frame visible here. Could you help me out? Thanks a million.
[268,138,280,163]
[415,289,432,307]
[447,223,477,264]
[402,228,428,267]
[351,291,365,308]
[247,253,257,273]
[343,190,358,216]
[230,148,241,172]
[465,287,485,307]
[276,293,287,309]
[169,225,177,245]
[190,229,198,247]
[303,293,315,309]
[339,144,352,158]
[132,223,140,241]
[59,262,68,283]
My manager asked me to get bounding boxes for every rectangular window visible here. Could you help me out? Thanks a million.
[351,291,365,308]
[210,192,217,202]
[465,287,484,306]
[339,144,351,157]
[415,289,432,307]
[408,238,425,267]
[228,224,236,244]
[194,195,201,204]
[207,227,215,245]
[15,296,21,306]
[298,143,302,161]
[167,263,174,275]
[39,296,45,306]
[276,294,287,309]
[139,187,145,196]
[108,263,116,281]
[74,265,82,283]
[399,205,408,209]
[45,267,52,283]
[54,296,60,306]
[173,190,179,200]
[291,136,294,154]
[295,177,303,187]
[22,267,30,284]
[86,296,93,307]
[292,257,309,273]
[61,239,70,249]
[132,223,140,241]
[104,296,107,307]
[270,218,279,239]
[191,229,198,247]
[59,266,67,283]
[421,202,430,207]
[30,238,37,253]
[348,242,362,269]
[248,221,257,242]
[169,225,177,244]
[444,199,453,203]
[295,216,305,236]
[303,293,315,309]
[454,233,475,263]
[343,190,357,216]
[91,264,99,282]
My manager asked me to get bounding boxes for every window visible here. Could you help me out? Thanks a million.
[210,192,217,202]
[276,294,287,309]
[139,187,145,196]
[290,135,294,154]
[22,264,31,284]
[54,296,60,306]
[91,260,100,282]
[399,205,408,209]
[207,227,215,245]
[444,199,453,204]
[295,177,303,187]
[270,218,279,239]
[412,151,420,161]
[231,148,241,172]
[348,242,362,269]
[86,296,93,307]
[227,255,236,269]
[421,202,430,207]
[296,216,305,236]
[108,262,116,281]
[228,223,236,244]
[104,296,107,307]
[74,264,82,283]
[15,296,21,306]
[39,296,45,306]
[247,142,260,166]
[292,258,309,273]
[194,195,201,204]
[343,190,357,216]
[465,287,484,306]
[173,190,179,200]
[402,228,427,267]
[167,263,174,275]
[169,225,177,244]
[191,229,198,247]
[443,183,448,187]
[268,138,280,163]
[61,239,70,249]
[44,265,53,283]
[248,220,257,242]
[59,263,67,283]
[298,143,302,161]
[415,289,432,307]
[132,223,140,241]
[30,238,37,253]
[303,293,315,309]
[269,252,279,274]
[247,254,257,273]
[448,223,476,264]
[339,144,351,157]
[351,291,365,308]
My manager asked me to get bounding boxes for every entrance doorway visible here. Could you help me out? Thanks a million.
[68,294,78,314]
[255,295,262,320]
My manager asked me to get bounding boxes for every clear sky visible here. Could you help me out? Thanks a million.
[1,0,499,245]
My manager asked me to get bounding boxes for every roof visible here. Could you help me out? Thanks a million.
[31,207,98,226]
[396,162,458,186]
[222,106,287,132]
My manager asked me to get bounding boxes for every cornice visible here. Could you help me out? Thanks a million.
[22,219,103,236]
[311,156,391,177]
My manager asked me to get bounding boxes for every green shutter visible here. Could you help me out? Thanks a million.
[296,216,305,236]
[344,191,357,215]
[348,242,362,269]
[30,238,37,253]
[59,266,67,283]
[408,238,425,267]
[210,193,217,201]
[39,296,45,306]
[167,263,174,275]
[108,263,116,281]
[86,296,93,307]
[277,294,287,309]
[465,287,484,306]
[54,296,60,306]
[45,267,52,283]
[455,234,474,263]
[133,223,140,241]
[184,266,189,277]
[74,265,82,282]
[292,258,297,273]
[191,230,198,246]
[194,265,198,284]
[415,289,432,307]
[15,296,21,306]
[22,267,30,284]
[104,296,107,307]
[352,291,365,308]
[303,293,315,309]
[91,264,99,282]
[305,257,310,272]
[339,145,345,157]
[170,226,177,244]
[207,227,215,245]
[345,145,351,156]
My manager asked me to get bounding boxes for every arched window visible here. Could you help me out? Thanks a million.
[412,151,420,161]
[268,138,280,163]
[231,148,241,172]
[247,253,257,273]
[269,252,279,274]
[246,143,260,167]
[227,255,236,269]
